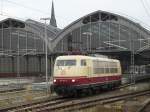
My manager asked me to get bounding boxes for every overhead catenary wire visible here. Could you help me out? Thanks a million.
[0,0,68,28]
[0,0,46,21]
[0,12,26,21]
[145,0,150,10]
[140,0,150,18]
[4,0,69,21]
[106,10,150,32]
[5,0,50,15]
[0,0,3,15]
[1,0,150,29]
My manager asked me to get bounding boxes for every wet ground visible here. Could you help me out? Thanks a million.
[75,82,150,112]
[0,78,51,108]
[0,78,149,112]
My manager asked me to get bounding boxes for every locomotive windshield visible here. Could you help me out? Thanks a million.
[56,60,76,66]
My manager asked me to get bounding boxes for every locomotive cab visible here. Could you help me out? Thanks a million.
[53,55,90,86]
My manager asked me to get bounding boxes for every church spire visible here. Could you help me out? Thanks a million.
[50,1,57,27]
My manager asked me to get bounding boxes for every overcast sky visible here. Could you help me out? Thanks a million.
[1,0,150,29]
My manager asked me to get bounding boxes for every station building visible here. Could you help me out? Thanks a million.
[52,10,150,78]
[0,3,150,79]
[0,2,60,77]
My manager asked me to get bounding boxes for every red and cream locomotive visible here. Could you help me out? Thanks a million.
[53,55,122,96]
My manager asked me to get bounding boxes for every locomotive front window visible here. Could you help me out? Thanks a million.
[56,60,64,66]
[65,60,76,66]
[56,60,76,66]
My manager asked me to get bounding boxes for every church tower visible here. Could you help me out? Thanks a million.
[50,1,57,27]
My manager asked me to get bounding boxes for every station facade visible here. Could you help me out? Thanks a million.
[0,4,150,78]
[0,18,60,77]
[53,10,150,76]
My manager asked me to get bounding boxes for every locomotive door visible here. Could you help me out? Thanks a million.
[81,59,91,77]
[87,59,91,77]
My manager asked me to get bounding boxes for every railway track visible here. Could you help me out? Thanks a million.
[136,98,150,112]
[55,89,150,112]
[0,88,25,94]
[2,89,150,112]
[116,83,135,89]
[0,95,65,112]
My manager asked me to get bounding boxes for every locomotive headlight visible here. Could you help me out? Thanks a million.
[53,79,56,82]
[72,79,75,82]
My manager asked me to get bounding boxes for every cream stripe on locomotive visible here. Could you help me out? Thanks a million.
[91,59,121,77]
[53,55,121,78]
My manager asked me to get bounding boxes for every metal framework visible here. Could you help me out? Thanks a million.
[0,18,60,78]
[0,11,150,83]
[53,10,150,83]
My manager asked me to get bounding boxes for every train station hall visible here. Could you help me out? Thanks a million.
[0,3,150,82]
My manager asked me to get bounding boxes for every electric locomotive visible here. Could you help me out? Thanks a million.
[53,55,121,96]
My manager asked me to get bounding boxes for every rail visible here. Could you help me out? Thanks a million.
[136,98,150,112]
[2,89,150,112]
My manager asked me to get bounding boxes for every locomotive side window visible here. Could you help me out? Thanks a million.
[81,60,87,66]
[56,60,76,66]
[109,62,118,73]
[56,60,64,66]
[93,60,106,74]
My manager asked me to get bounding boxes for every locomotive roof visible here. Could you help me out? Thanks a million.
[56,55,119,62]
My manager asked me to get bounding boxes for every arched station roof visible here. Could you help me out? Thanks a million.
[52,10,150,54]
[0,18,25,29]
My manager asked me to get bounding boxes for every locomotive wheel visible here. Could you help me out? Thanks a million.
[88,89,93,96]
[73,89,78,97]
[92,87,99,94]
